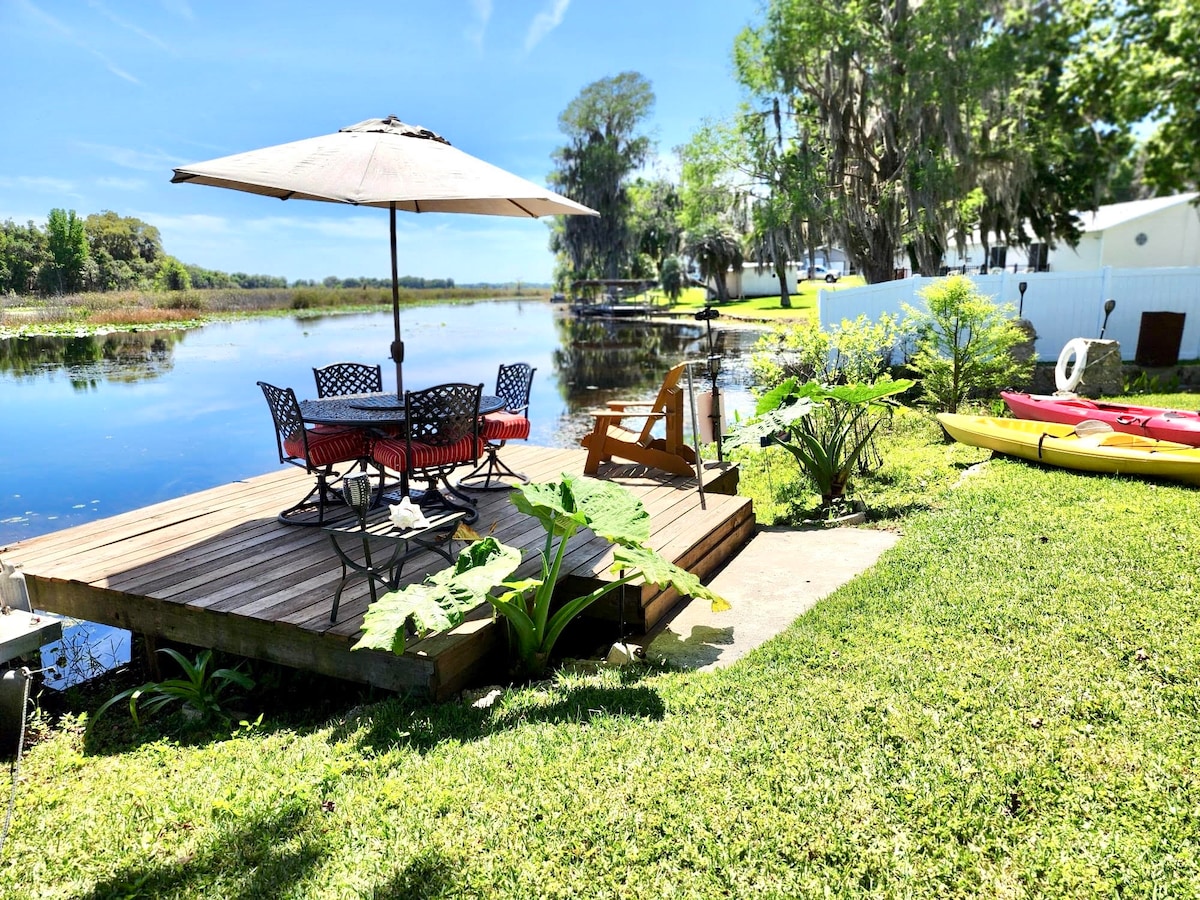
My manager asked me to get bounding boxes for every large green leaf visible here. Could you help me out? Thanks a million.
[510,477,588,538]
[789,379,914,406]
[353,537,522,654]
[512,473,650,547]
[565,473,650,546]
[754,376,800,415]
[354,583,464,654]
[612,545,731,612]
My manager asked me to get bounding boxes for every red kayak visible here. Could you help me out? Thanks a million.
[1001,391,1200,446]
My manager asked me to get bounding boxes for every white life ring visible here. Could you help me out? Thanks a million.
[1055,339,1089,392]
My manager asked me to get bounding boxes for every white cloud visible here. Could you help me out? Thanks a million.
[102,61,141,84]
[524,0,570,52]
[86,0,173,53]
[97,176,148,191]
[79,142,181,173]
[0,175,76,194]
[161,0,194,20]
[465,0,492,49]
[17,0,143,84]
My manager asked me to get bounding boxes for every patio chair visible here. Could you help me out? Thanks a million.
[458,362,536,491]
[370,382,485,522]
[313,362,384,398]
[580,361,697,477]
[257,381,370,526]
[322,473,464,623]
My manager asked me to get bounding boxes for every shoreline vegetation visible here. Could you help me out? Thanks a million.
[0,279,846,339]
[0,285,551,339]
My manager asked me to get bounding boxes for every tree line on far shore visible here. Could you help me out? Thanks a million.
[0,210,459,298]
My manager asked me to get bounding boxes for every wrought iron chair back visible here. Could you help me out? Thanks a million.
[405,382,482,447]
[313,362,384,398]
[495,362,535,414]
[258,380,310,464]
[457,363,536,491]
[257,380,366,525]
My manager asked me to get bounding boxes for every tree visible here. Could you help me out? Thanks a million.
[0,219,49,294]
[155,257,192,291]
[902,276,1032,413]
[677,122,749,303]
[1064,0,1200,193]
[732,0,1128,282]
[627,177,683,278]
[683,223,743,303]
[659,256,685,303]
[549,72,655,281]
[84,210,163,289]
[44,208,89,294]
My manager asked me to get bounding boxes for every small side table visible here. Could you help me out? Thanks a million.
[322,508,467,623]
[0,608,63,666]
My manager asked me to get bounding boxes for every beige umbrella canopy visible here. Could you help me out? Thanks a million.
[172,115,597,392]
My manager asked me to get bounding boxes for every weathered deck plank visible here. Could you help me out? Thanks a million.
[2,445,753,698]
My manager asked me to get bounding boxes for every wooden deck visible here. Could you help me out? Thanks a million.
[0,446,753,699]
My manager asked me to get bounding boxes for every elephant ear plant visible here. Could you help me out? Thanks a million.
[728,378,914,510]
[353,474,730,677]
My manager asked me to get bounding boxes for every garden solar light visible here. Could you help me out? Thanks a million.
[342,474,373,523]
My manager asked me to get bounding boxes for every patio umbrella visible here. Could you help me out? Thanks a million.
[171,115,597,393]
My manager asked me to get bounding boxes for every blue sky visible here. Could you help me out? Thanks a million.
[1,0,761,285]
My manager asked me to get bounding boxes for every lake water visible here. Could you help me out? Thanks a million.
[0,299,764,686]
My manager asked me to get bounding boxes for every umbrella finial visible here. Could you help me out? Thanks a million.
[340,116,451,145]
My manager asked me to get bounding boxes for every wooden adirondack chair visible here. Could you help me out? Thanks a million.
[581,361,698,476]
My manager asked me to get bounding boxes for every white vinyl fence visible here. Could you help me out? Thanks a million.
[819,267,1200,363]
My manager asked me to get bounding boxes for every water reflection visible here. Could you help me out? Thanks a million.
[553,316,702,392]
[0,330,182,386]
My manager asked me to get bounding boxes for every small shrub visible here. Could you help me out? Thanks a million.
[1125,370,1181,394]
[751,313,902,392]
[90,647,254,728]
[902,275,1032,412]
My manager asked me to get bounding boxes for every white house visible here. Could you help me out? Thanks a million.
[943,192,1200,274]
[710,250,850,298]
[1051,192,1200,271]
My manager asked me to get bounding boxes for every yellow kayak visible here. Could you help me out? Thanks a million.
[937,413,1200,486]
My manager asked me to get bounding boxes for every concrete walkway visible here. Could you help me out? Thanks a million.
[637,525,900,670]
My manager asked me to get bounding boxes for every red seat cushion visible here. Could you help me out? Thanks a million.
[284,428,367,467]
[372,435,483,472]
[481,411,530,442]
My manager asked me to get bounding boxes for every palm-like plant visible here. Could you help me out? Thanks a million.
[729,378,914,508]
[683,223,744,303]
[91,648,254,728]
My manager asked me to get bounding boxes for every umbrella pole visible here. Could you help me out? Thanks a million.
[390,202,404,395]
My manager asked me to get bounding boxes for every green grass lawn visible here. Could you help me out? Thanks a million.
[7,398,1200,898]
[654,278,867,323]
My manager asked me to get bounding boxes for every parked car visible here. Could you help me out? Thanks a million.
[807,265,841,283]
